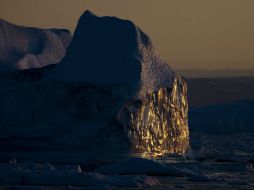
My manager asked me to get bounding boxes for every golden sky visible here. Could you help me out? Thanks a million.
[0,0,253,69]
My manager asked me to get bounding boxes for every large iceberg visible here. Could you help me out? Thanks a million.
[0,10,189,159]
[52,11,174,91]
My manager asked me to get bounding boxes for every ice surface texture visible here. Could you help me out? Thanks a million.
[0,10,189,158]
[0,161,159,187]
[50,10,189,156]
[51,10,174,94]
[0,19,71,72]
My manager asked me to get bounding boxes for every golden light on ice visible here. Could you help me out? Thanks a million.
[118,77,189,158]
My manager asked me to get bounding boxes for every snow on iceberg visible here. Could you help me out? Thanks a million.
[0,10,189,159]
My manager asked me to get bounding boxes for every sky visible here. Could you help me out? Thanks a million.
[0,0,253,70]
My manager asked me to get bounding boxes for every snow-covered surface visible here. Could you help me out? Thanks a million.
[137,28,175,95]
[95,157,191,176]
[0,133,254,189]
[0,161,159,187]
[0,19,71,72]
[0,10,189,157]
[50,10,174,95]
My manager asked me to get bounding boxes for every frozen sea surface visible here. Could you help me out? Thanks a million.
[0,133,253,189]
